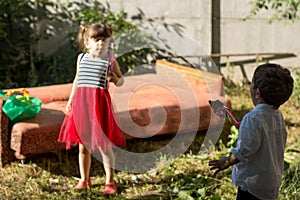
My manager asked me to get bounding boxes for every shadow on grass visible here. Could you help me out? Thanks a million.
[13,108,254,199]
[16,105,251,181]
[21,130,210,177]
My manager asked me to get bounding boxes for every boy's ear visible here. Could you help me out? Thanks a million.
[255,88,261,99]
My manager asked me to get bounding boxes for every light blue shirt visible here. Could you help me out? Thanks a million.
[231,104,287,200]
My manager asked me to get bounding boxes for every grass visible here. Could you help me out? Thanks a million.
[0,84,299,200]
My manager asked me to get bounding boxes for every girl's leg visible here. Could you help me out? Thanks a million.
[78,144,91,181]
[99,146,118,195]
[74,144,92,190]
[99,146,115,184]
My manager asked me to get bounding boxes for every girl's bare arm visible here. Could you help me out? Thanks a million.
[109,61,124,86]
[66,55,81,111]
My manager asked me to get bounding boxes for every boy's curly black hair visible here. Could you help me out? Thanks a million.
[252,63,294,109]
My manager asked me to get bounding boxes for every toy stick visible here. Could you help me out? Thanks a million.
[107,38,115,73]
[209,100,240,128]
[225,109,240,128]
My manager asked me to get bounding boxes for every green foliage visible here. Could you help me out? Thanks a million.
[291,68,300,107]
[68,1,186,74]
[72,1,137,34]
[247,0,300,23]
[156,153,236,200]
[226,125,239,148]
[0,22,6,38]
[279,162,300,199]
[0,0,185,89]
[0,0,82,88]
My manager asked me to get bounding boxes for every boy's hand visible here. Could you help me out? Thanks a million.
[209,154,239,176]
[209,156,231,176]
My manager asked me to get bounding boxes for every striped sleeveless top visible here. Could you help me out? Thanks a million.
[76,53,111,88]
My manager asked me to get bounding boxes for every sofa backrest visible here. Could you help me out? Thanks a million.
[26,83,72,104]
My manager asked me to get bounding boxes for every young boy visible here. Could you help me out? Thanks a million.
[209,63,294,200]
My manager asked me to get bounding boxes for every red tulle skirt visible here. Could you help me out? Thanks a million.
[58,87,126,152]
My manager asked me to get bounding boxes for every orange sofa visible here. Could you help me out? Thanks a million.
[0,60,230,167]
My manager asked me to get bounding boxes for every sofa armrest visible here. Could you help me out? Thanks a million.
[0,99,15,167]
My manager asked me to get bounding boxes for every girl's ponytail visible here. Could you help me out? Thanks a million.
[77,25,88,49]
[105,24,112,37]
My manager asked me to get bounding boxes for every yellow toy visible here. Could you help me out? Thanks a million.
[5,88,29,99]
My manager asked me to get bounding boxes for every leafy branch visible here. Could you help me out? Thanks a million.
[246,0,300,23]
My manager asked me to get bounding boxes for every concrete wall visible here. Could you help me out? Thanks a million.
[219,0,300,82]
[106,0,300,82]
[221,0,300,56]
[107,0,212,60]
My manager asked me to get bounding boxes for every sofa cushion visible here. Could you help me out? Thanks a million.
[10,101,67,156]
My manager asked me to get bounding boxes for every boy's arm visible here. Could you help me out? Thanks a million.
[208,154,240,176]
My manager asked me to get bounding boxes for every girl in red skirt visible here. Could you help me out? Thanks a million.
[58,23,125,195]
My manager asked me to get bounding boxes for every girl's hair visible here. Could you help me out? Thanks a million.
[77,23,112,50]
[252,63,294,109]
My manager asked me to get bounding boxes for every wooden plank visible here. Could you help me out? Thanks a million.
[182,52,296,58]
[219,54,297,67]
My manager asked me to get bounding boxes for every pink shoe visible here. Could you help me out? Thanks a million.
[73,179,92,190]
[87,179,92,187]
[104,182,117,195]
